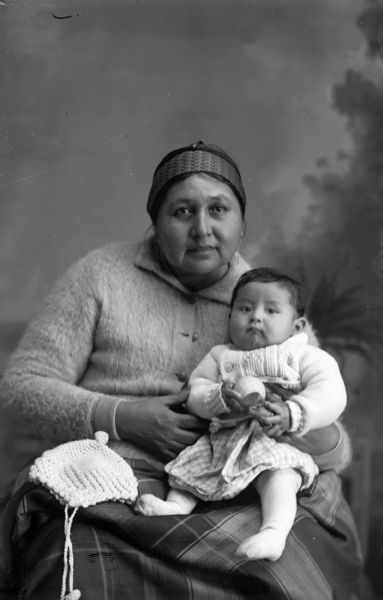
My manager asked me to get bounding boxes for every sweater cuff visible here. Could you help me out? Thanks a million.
[207,384,229,416]
[286,400,304,433]
[91,397,122,440]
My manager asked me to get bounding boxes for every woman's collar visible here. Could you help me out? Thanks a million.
[134,239,250,305]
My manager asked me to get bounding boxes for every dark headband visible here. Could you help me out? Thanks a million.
[147,141,246,221]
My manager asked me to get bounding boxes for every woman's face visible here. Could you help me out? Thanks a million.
[155,174,244,291]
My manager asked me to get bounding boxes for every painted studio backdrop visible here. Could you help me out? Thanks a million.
[1,0,383,597]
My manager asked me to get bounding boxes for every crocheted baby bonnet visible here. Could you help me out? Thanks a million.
[29,431,138,600]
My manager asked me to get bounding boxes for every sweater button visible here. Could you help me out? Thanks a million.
[225,363,233,372]
[192,332,198,342]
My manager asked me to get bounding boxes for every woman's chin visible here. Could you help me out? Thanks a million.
[183,254,225,273]
[185,250,220,268]
[177,262,229,290]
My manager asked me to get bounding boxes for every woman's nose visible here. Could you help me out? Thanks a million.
[191,211,212,237]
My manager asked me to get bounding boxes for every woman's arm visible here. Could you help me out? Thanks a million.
[292,421,352,473]
[0,256,114,443]
[115,394,206,463]
[0,254,207,461]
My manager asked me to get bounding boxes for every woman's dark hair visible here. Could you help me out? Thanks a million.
[230,267,309,317]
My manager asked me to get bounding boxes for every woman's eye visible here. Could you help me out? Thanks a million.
[174,207,192,217]
[211,205,227,215]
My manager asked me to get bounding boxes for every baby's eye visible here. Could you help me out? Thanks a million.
[267,308,278,314]
[239,305,251,312]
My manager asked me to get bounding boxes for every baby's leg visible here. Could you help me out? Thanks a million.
[236,468,302,561]
[135,488,198,516]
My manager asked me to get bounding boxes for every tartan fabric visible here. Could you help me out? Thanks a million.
[0,460,362,600]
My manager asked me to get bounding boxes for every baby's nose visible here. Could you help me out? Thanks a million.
[250,309,262,321]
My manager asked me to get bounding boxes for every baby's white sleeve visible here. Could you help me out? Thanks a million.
[288,346,347,436]
[187,349,229,419]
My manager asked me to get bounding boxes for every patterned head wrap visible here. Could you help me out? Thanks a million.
[147,141,246,221]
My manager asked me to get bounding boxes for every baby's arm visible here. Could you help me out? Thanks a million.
[262,346,347,437]
[187,348,230,419]
[288,346,347,435]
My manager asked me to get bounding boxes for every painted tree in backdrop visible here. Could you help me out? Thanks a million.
[302,3,383,287]
[300,2,383,355]
[302,8,383,594]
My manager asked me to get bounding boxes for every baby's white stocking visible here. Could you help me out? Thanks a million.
[135,489,197,516]
[237,468,302,561]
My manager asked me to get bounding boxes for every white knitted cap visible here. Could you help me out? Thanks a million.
[29,432,138,600]
[29,431,138,507]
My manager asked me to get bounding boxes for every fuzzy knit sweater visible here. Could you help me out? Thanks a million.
[0,241,250,466]
[0,240,350,470]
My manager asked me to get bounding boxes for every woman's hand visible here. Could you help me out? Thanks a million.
[115,391,207,463]
[291,424,340,456]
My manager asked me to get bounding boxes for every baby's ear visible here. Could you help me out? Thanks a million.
[303,320,319,346]
[292,317,306,335]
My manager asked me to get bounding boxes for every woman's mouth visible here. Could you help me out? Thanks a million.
[188,246,216,254]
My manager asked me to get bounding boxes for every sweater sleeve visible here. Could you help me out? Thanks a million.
[288,346,347,436]
[0,252,121,443]
[187,348,229,419]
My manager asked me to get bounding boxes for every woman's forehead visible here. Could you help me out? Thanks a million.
[165,174,239,203]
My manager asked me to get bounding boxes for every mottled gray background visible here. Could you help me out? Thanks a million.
[1,0,366,322]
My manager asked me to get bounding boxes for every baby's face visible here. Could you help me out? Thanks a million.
[229,281,300,350]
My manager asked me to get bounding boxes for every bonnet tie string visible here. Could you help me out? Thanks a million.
[29,431,138,600]
[61,505,80,600]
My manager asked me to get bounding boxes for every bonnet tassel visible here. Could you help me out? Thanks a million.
[61,504,81,600]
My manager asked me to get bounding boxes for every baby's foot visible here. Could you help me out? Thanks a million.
[135,494,185,516]
[236,527,286,561]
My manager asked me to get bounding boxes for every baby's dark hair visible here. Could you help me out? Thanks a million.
[230,267,308,317]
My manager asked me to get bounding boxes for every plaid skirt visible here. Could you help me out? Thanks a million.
[0,459,362,600]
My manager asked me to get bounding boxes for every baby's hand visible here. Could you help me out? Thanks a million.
[257,394,291,437]
[221,381,247,413]
[233,376,267,417]
[248,402,274,422]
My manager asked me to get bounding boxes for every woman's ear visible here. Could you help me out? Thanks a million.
[292,317,306,335]
[239,219,246,240]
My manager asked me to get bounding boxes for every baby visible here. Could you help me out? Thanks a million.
[136,268,347,561]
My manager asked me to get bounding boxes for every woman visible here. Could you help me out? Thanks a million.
[0,141,362,599]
